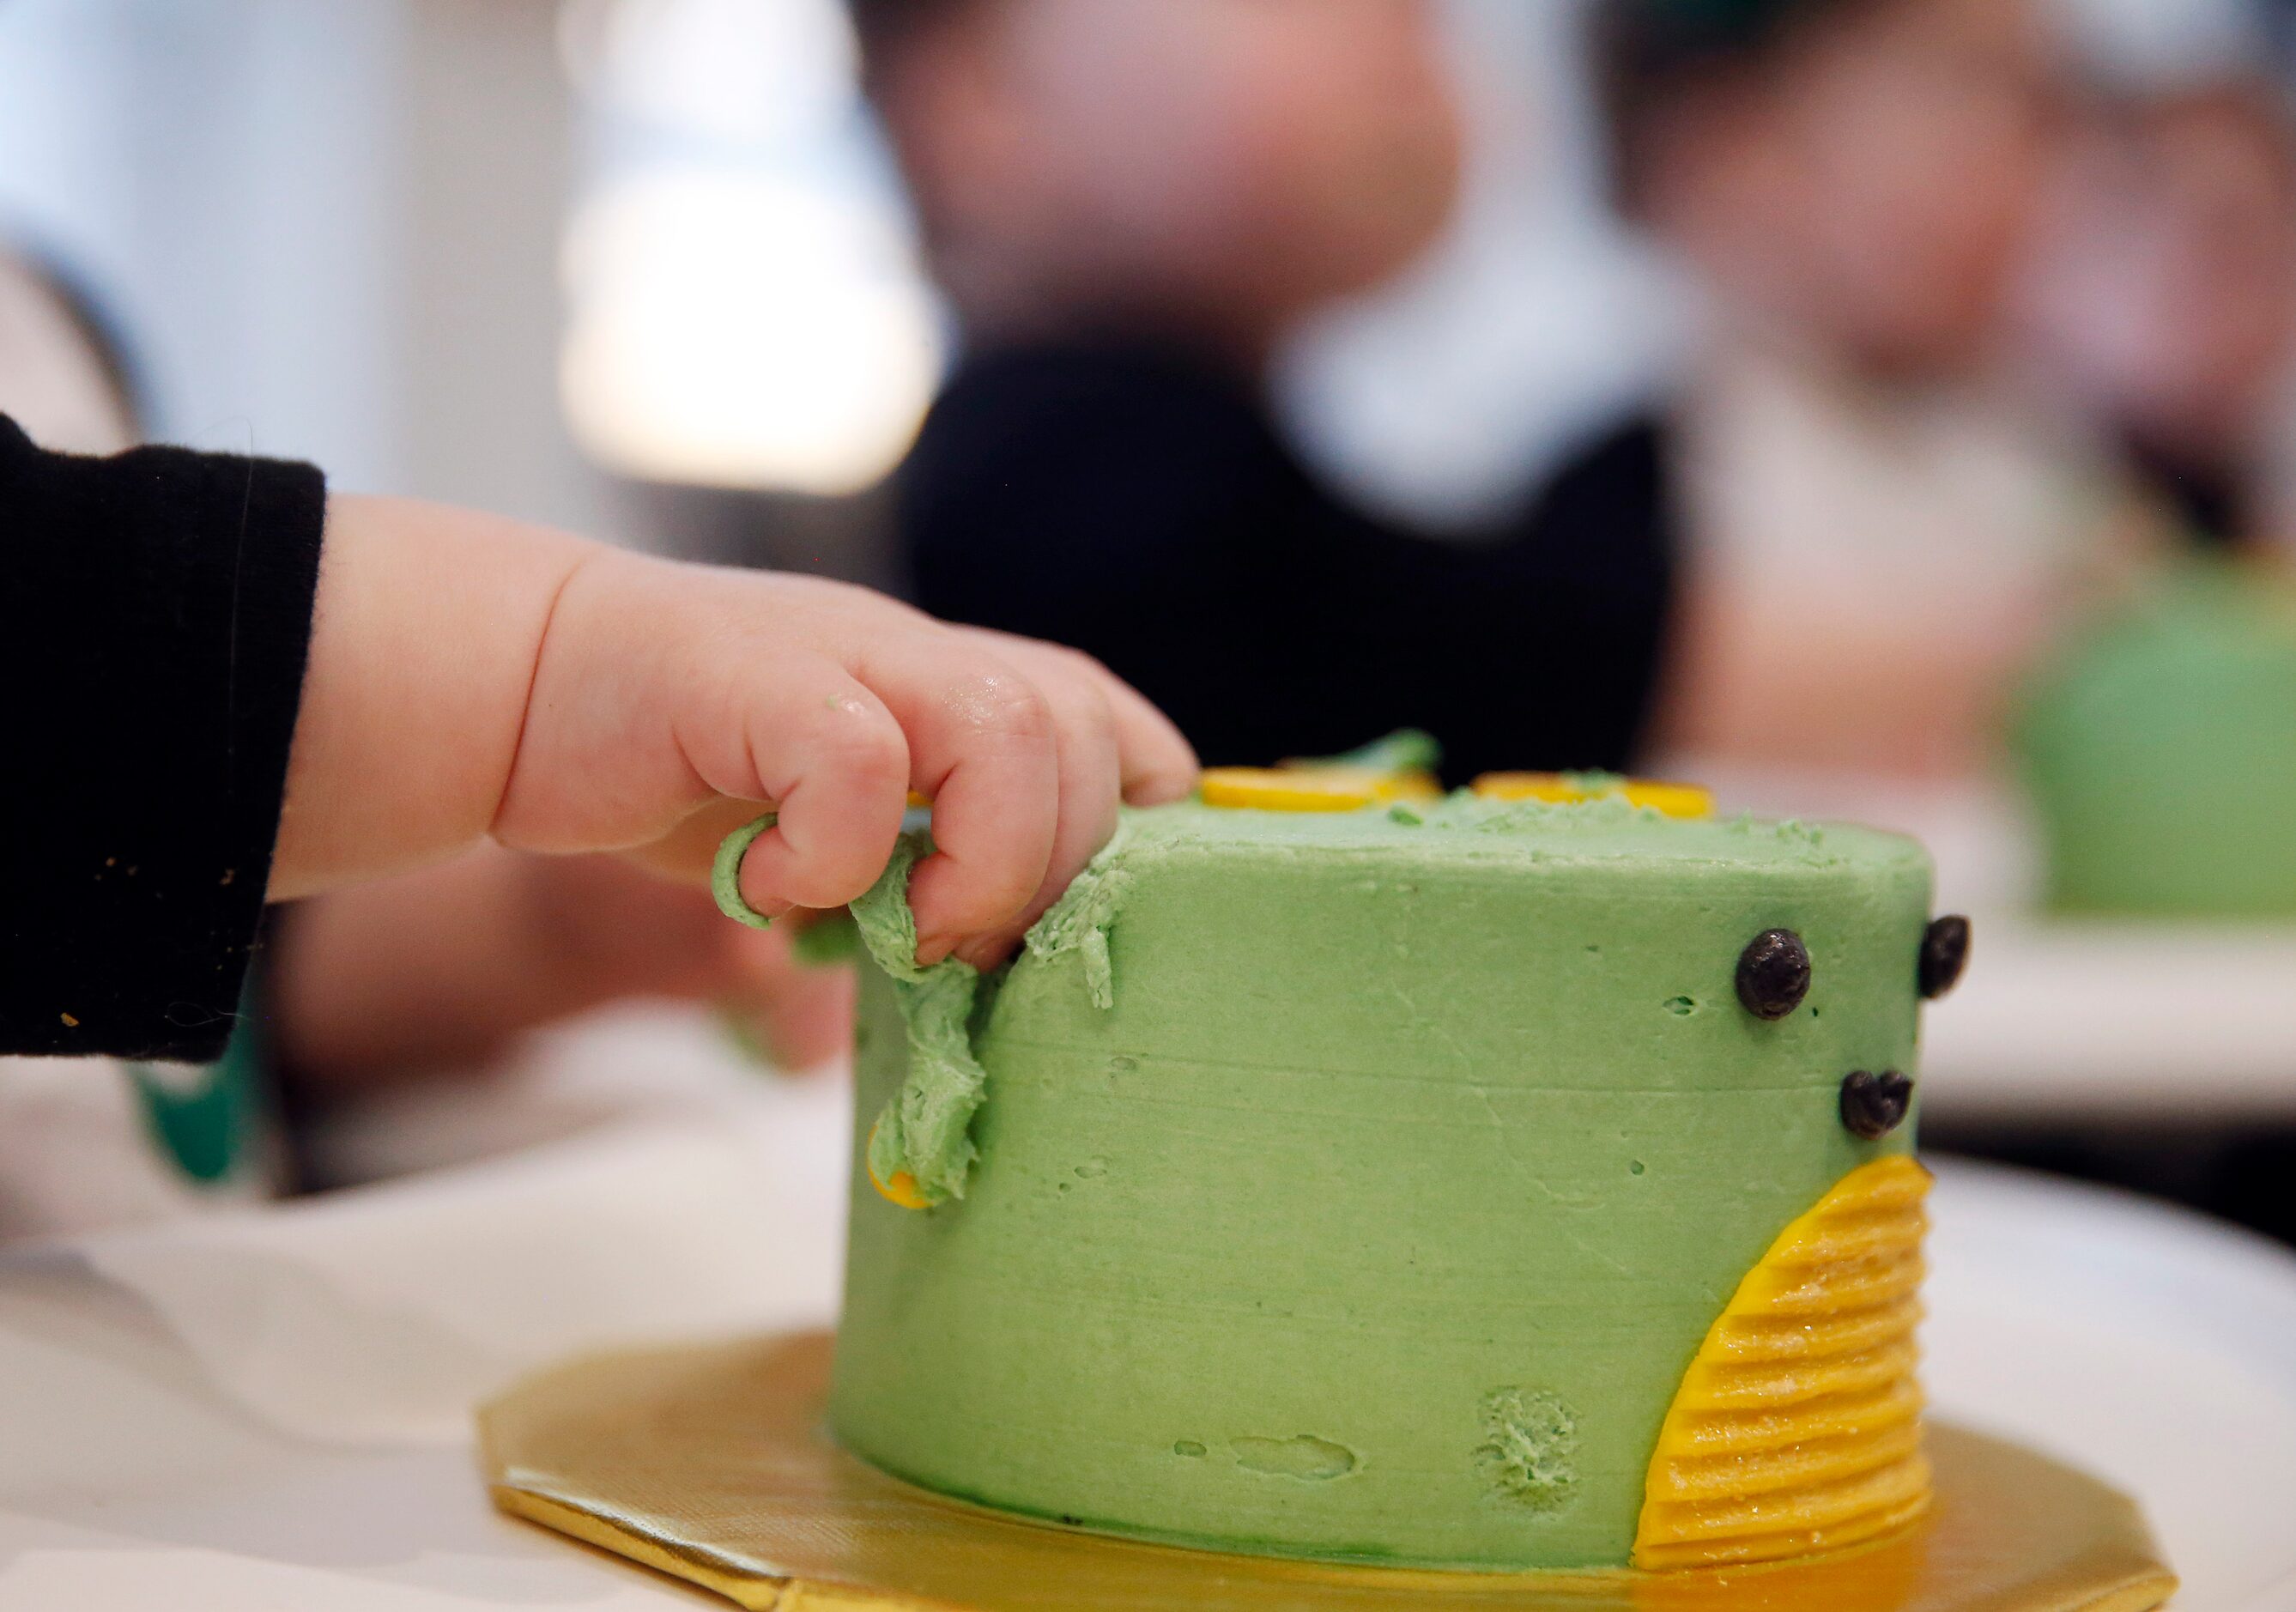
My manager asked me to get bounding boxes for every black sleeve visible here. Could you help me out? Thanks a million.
[1,415,327,1061]
[905,345,1678,780]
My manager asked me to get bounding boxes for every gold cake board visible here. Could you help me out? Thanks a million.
[478,1333,2175,1612]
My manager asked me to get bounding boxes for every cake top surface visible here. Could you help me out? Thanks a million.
[1098,792,1929,878]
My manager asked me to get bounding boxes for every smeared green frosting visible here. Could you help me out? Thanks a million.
[832,794,1936,1569]
[850,835,986,1205]
[1022,829,1134,1010]
[854,828,1136,1197]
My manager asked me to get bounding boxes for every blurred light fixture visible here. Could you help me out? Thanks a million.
[560,0,945,495]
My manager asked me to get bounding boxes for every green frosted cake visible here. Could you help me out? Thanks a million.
[820,781,1969,1574]
[2018,560,2296,918]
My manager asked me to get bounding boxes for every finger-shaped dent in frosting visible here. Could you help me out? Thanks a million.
[1025,828,1136,1010]
[1232,1434,1359,1482]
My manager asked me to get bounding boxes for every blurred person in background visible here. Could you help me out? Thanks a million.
[2019,70,2296,554]
[1977,58,2296,1251]
[852,0,1679,781]
[1587,0,2166,781]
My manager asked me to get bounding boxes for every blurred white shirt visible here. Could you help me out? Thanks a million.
[1658,325,2157,779]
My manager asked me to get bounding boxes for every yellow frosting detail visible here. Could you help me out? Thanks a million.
[1618,780,1718,818]
[865,1122,932,1210]
[1366,769,1444,802]
[1635,1156,1933,1571]
[1471,773,1716,818]
[871,1167,930,1210]
[1470,772,1581,803]
[1199,766,1440,813]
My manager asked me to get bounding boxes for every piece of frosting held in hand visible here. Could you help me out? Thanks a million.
[850,833,986,1209]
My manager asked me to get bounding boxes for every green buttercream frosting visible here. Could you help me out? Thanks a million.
[711,813,778,930]
[851,834,987,1204]
[2018,560,2296,918]
[832,794,1938,1569]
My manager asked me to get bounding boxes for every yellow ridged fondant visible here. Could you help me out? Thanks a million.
[1635,1156,1933,1570]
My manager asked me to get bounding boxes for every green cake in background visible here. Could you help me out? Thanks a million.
[827,782,1969,1573]
[2017,559,2296,919]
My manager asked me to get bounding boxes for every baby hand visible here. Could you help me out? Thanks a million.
[278,499,1197,969]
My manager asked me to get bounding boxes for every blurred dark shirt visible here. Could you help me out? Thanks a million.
[901,339,1676,780]
[2125,433,2245,551]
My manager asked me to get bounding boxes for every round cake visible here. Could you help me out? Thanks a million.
[2017,558,2296,918]
[829,787,1965,1573]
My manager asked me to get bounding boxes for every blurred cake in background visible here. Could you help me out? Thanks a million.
[2017,560,2296,918]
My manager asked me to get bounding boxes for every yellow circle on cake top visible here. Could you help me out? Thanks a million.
[1473,773,1716,819]
[1198,766,1444,813]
